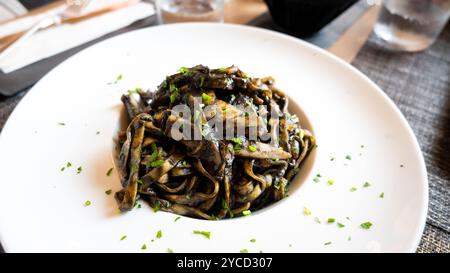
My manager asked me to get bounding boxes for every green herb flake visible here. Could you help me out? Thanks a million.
[58,122,65,126]
[60,167,65,172]
[313,177,320,183]
[178,67,190,74]
[156,230,162,239]
[170,92,178,104]
[84,200,91,207]
[242,210,252,216]
[363,182,371,187]
[250,239,256,243]
[117,74,123,82]
[193,230,211,239]
[106,167,114,177]
[379,192,384,198]
[231,137,242,145]
[324,241,332,246]
[199,77,205,88]
[360,222,373,229]
[303,207,312,216]
[120,235,127,241]
[105,189,112,195]
[248,145,257,152]
[314,217,321,224]
[316,174,322,178]
[327,218,335,223]
[350,187,357,192]
[348,236,352,241]
[240,249,249,253]
[153,201,161,213]
[201,92,212,104]
[77,166,82,174]
[141,244,147,250]
[167,248,174,253]
[345,155,352,160]
[327,180,334,185]
[67,162,72,167]
[337,223,345,228]
[174,216,181,222]
[150,160,165,168]
[330,156,335,161]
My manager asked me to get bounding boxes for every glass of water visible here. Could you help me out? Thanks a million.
[155,0,225,24]
[374,0,450,52]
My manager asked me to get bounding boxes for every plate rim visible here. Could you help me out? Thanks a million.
[0,23,429,252]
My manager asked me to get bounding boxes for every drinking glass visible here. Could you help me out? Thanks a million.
[155,0,225,24]
[374,0,450,52]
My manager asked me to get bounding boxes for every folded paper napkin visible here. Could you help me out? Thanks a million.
[0,0,155,73]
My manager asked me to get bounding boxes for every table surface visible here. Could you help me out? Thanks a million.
[0,0,449,253]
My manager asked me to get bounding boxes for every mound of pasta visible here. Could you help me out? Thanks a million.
[115,65,315,219]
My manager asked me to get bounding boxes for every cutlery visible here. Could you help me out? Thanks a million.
[0,0,92,60]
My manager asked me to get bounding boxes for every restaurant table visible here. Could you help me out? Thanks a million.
[0,0,449,253]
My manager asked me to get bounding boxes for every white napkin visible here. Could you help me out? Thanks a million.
[0,0,155,73]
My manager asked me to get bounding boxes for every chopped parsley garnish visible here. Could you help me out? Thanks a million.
[199,77,205,88]
[77,166,82,174]
[117,74,122,82]
[193,230,211,239]
[221,198,234,218]
[242,210,252,216]
[60,167,65,172]
[360,222,373,229]
[156,230,162,239]
[330,156,335,161]
[327,218,335,223]
[58,122,65,126]
[345,155,352,160]
[105,189,112,195]
[141,244,147,250]
[231,137,242,145]
[120,235,127,241]
[250,239,256,243]
[240,249,249,253]
[363,182,371,187]
[337,223,345,228]
[167,248,174,253]
[248,145,257,152]
[313,177,320,183]
[174,216,181,222]
[178,67,190,74]
[153,200,161,212]
[316,174,322,178]
[303,207,312,216]
[170,92,178,104]
[84,200,91,206]
[201,93,212,104]
[314,217,321,224]
[127,88,143,95]
[150,160,165,168]
[379,192,384,198]
[327,180,334,185]
[67,162,72,167]
[106,168,114,176]
[350,187,357,192]
[324,242,332,246]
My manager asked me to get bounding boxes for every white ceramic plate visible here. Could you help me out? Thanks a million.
[0,23,428,253]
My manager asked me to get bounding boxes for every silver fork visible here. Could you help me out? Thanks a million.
[0,0,92,60]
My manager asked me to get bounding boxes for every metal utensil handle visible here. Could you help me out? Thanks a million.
[0,15,61,60]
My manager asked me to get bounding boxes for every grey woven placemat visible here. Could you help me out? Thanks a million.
[352,24,450,253]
